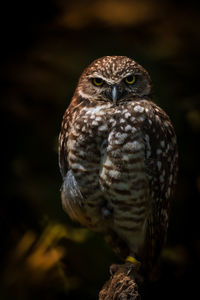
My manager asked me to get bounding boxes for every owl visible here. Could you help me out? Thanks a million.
[58,56,178,274]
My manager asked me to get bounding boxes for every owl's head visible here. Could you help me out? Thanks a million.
[76,56,152,105]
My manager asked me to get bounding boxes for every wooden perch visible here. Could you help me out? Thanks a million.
[99,262,142,300]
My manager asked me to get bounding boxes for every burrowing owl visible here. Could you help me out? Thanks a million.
[58,56,178,273]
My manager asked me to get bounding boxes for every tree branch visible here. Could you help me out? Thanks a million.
[99,262,142,300]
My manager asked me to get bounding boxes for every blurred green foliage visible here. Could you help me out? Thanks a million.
[1,0,200,299]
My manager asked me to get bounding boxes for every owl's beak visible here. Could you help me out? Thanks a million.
[112,85,118,105]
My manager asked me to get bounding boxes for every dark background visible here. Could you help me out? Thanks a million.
[1,0,200,299]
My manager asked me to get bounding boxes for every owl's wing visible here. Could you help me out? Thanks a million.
[58,109,69,179]
[142,102,178,271]
[58,108,85,222]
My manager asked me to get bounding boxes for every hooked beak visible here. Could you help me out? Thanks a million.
[105,84,124,104]
[112,85,117,105]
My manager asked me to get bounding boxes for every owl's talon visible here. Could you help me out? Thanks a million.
[125,256,141,270]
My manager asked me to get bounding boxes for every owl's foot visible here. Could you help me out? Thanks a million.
[125,256,141,271]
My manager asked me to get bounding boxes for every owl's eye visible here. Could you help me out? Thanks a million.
[124,75,136,85]
[92,78,104,86]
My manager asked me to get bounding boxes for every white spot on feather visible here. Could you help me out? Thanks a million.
[114,132,128,144]
[96,116,102,121]
[157,161,162,170]
[92,120,99,126]
[125,125,132,132]
[139,116,145,121]
[156,148,162,155]
[169,174,173,183]
[134,105,144,113]
[109,169,120,179]
[146,150,151,158]
[161,140,165,148]
[125,112,131,118]
[123,141,143,151]
[99,124,108,131]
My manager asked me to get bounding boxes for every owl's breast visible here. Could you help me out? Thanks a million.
[99,102,149,191]
[98,103,151,236]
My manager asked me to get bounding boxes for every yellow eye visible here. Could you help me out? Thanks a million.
[125,75,136,85]
[92,78,104,86]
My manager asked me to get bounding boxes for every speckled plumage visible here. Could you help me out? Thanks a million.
[58,56,178,272]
